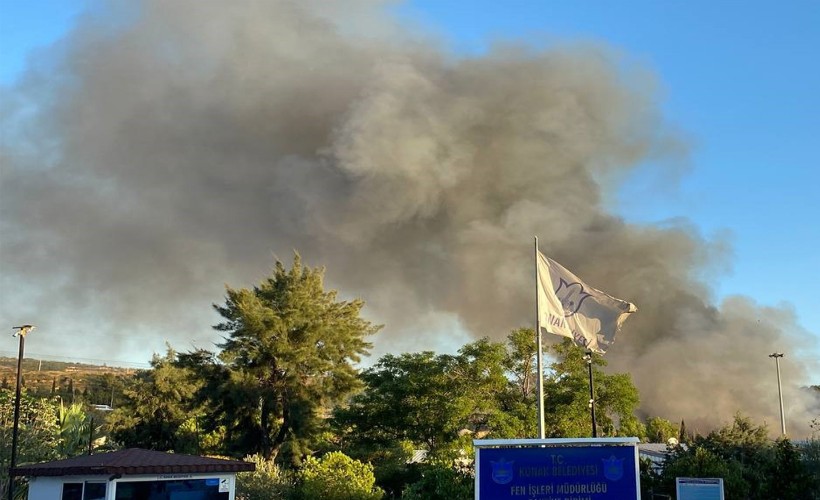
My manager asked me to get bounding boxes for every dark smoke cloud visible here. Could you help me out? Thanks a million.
[1,0,817,436]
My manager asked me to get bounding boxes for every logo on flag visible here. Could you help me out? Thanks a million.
[537,251,636,354]
[555,279,592,316]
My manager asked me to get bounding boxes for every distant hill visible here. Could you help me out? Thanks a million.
[0,356,138,407]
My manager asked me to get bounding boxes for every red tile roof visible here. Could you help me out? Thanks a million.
[12,448,255,477]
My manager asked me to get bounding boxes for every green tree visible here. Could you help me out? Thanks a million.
[357,441,419,499]
[334,336,523,497]
[337,333,642,454]
[762,437,818,499]
[334,351,469,457]
[799,439,820,499]
[0,389,61,499]
[543,339,641,438]
[645,417,679,443]
[335,336,530,461]
[503,328,538,399]
[334,332,641,497]
[334,332,566,459]
[679,418,689,443]
[107,349,201,452]
[295,451,383,500]
[656,414,819,499]
[401,460,473,500]
[490,329,539,440]
[661,445,748,499]
[208,255,379,463]
[58,401,93,457]
[84,372,129,409]
[699,413,771,497]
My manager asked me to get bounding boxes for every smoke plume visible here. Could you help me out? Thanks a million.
[1,0,817,437]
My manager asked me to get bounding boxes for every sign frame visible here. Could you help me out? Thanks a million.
[676,477,725,500]
[474,437,641,500]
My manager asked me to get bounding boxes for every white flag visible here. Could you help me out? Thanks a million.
[537,252,636,354]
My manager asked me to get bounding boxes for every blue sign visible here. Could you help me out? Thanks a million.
[477,443,638,499]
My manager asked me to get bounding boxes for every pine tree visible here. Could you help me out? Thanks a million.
[198,255,380,463]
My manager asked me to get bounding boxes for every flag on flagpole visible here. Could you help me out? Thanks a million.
[537,252,636,354]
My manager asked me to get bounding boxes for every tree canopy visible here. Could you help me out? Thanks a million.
[10,256,820,499]
[205,255,379,462]
[108,349,202,452]
[334,333,643,460]
[1,390,60,499]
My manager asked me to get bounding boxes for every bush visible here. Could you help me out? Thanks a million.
[401,461,473,500]
[235,454,294,500]
[295,451,383,500]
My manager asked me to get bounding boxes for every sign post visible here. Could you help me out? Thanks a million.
[475,437,640,500]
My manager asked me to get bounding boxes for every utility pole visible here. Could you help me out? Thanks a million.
[769,352,786,437]
[9,325,36,500]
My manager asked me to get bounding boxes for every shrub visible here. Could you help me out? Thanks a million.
[295,451,383,500]
[401,461,473,500]
[235,454,294,500]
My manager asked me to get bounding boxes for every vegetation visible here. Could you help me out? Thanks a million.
[294,451,383,500]
[235,454,294,500]
[107,349,203,452]
[641,415,820,499]
[4,256,819,499]
[0,357,133,406]
[0,391,60,499]
[401,460,473,500]
[645,416,679,443]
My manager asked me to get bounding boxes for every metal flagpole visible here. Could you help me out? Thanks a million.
[534,237,545,439]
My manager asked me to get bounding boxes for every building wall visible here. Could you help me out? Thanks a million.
[28,475,109,500]
[27,473,237,500]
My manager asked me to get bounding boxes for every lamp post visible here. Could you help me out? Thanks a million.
[584,349,598,438]
[8,325,35,500]
[768,352,786,437]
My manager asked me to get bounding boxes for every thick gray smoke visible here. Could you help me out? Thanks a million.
[1,0,817,437]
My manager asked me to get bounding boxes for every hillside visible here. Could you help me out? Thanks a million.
[0,356,138,407]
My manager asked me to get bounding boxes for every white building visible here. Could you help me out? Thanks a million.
[638,442,680,473]
[13,448,255,500]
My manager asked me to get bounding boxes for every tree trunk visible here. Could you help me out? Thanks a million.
[260,399,274,459]
[268,400,290,461]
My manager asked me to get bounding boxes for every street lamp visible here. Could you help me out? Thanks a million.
[8,325,35,500]
[768,352,786,437]
[583,349,597,438]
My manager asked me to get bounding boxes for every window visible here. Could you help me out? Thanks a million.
[84,482,107,500]
[62,483,83,500]
[61,481,107,500]
[115,479,227,500]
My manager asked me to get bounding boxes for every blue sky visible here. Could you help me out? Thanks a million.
[1,0,818,372]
